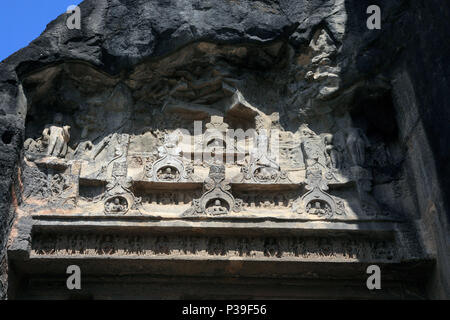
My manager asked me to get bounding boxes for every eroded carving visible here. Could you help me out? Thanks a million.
[24,113,71,158]
[20,57,395,223]
[144,131,196,182]
[346,127,370,167]
[104,196,129,215]
[292,168,346,217]
[184,164,242,216]
[32,232,397,262]
[102,162,141,215]
[233,132,292,184]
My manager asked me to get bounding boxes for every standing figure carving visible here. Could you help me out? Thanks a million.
[24,113,71,157]
[323,134,341,170]
[45,113,71,157]
[158,131,182,158]
[299,125,327,171]
[346,127,369,167]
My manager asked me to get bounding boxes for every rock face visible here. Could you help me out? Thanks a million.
[0,0,449,299]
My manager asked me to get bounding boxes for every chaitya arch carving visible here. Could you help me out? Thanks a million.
[144,131,196,183]
[183,164,242,216]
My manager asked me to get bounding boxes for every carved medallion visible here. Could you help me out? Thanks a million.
[184,164,243,216]
[292,168,346,217]
[144,131,196,182]
[104,195,129,215]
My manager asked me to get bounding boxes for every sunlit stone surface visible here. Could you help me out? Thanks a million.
[0,0,449,299]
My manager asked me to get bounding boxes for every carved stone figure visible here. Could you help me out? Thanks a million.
[264,238,281,258]
[184,164,242,216]
[97,235,116,255]
[306,199,332,216]
[205,115,229,132]
[157,166,180,181]
[371,142,391,167]
[205,199,229,215]
[99,142,142,214]
[103,169,140,215]
[145,131,196,182]
[300,126,328,172]
[252,133,279,169]
[207,138,226,153]
[292,168,346,217]
[207,237,226,256]
[45,113,71,157]
[234,132,291,184]
[155,236,170,254]
[105,196,129,215]
[323,133,341,170]
[24,136,46,154]
[158,131,182,157]
[346,127,369,167]
[24,113,71,157]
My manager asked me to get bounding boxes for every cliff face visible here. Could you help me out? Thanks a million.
[0,0,449,299]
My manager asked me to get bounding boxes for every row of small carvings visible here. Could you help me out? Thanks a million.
[132,191,299,207]
[32,233,396,260]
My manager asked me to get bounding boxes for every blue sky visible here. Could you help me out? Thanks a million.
[0,1,82,62]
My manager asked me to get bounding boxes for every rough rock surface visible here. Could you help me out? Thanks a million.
[0,0,449,299]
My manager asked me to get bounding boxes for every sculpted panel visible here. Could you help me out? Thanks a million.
[31,231,397,262]
[20,57,396,222]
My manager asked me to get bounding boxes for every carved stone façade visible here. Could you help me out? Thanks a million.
[20,104,386,220]
[32,231,397,262]
[3,0,445,298]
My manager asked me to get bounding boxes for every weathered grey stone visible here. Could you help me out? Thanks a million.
[0,0,449,299]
